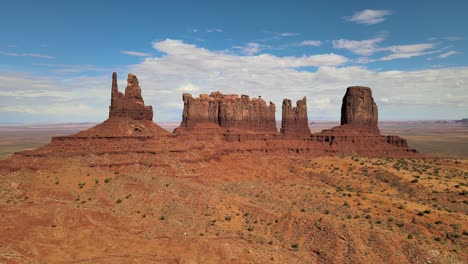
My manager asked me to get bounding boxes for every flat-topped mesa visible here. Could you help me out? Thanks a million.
[280,97,311,138]
[109,72,153,121]
[177,91,277,133]
[340,86,379,133]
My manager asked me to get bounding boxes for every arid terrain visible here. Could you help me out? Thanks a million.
[0,74,466,263]
[0,154,466,263]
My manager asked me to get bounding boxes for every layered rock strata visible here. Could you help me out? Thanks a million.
[176,92,277,134]
[280,97,311,138]
[340,86,379,133]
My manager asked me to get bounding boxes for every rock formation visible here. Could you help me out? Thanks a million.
[0,75,422,174]
[280,97,311,138]
[387,135,409,148]
[109,72,153,121]
[177,92,276,133]
[340,86,378,132]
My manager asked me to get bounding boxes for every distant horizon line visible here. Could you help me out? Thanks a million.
[0,119,466,126]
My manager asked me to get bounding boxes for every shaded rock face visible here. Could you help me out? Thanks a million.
[109,72,153,120]
[280,97,311,138]
[387,136,409,148]
[179,92,276,132]
[340,86,378,130]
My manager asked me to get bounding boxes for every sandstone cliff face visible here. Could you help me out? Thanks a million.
[387,135,409,148]
[280,97,311,138]
[340,86,378,131]
[178,92,276,132]
[109,72,153,121]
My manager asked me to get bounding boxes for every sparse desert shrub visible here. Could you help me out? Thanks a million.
[104,178,111,183]
[78,183,85,189]
[159,216,165,220]
[224,216,232,221]
[408,234,413,239]
[291,243,299,251]
[116,198,122,203]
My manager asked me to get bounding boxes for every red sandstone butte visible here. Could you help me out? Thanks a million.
[176,92,276,134]
[340,86,379,133]
[280,97,311,139]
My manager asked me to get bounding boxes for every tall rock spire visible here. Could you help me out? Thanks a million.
[108,72,153,120]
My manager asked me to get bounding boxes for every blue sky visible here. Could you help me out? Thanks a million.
[0,0,467,123]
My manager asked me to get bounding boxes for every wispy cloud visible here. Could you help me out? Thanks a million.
[380,43,438,60]
[205,28,223,33]
[345,9,392,25]
[120,50,152,57]
[294,40,322,47]
[0,51,53,59]
[332,37,384,55]
[233,42,270,55]
[333,36,439,61]
[444,36,463,41]
[438,51,458,58]
[279,32,299,37]
[34,63,107,73]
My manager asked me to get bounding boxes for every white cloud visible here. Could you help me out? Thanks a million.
[345,9,392,25]
[0,51,53,59]
[1,39,467,123]
[205,28,223,33]
[438,51,458,58]
[178,84,201,92]
[379,43,438,60]
[34,63,107,73]
[295,40,322,47]
[332,36,384,55]
[121,50,152,57]
[279,32,299,37]
[333,36,438,61]
[233,42,270,55]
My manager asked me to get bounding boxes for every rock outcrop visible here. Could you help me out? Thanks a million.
[387,136,409,148]
[280,97,311,138]
[177,92,276,133]
[109,72,153,121]
[340,86,378,132]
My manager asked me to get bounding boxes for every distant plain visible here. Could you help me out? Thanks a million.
[0,121,467,158]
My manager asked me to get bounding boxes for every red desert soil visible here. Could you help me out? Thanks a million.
[0,73,466,263]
